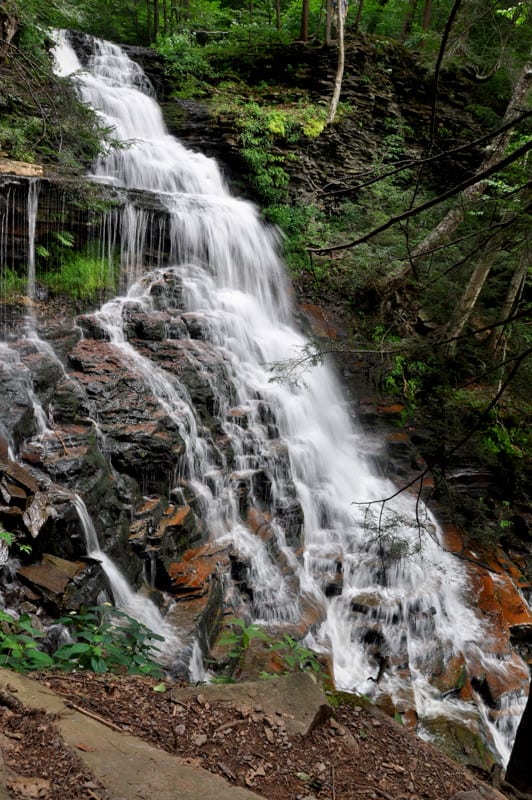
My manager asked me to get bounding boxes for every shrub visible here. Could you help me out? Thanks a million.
[0,605,165,677]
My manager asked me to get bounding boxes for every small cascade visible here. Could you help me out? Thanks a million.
[26,179,40,307]
[0,342,51,442]
[72,495,181,661]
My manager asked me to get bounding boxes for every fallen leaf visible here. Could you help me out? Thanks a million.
[76,742,96,752]
[7,776,51,798]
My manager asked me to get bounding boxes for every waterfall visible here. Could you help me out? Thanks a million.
[26,179,40,305]
[72,495,181,660]
[4,29,523,762]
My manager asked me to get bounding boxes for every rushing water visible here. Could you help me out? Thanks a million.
[26,179,40,307]
[72,495,181,660]
[9,29,523,761]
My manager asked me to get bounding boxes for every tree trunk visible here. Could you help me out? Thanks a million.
[443,191,530,347]
[353,0,364,31]
[300,0,310,41]
[325,0,334,45]
[488,246,529,359]
[146,0,152,41]
[153,0,160,38]
[443,247,496,348]
[401,0,418,41]
[0,5,18,59]
[506,685,532,794]
[275,0,281,30]
[421,0,432,31]
[326,0,345,124]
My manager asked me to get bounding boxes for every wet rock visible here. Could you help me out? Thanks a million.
[2,460,39,496]
[17,553,107,612]
[23,489,71,539]
[420,716,496,773]
[0,363,36,447]
[449,789,507,800]
[146,270,184,311]
[509,623,532,662]
[150,504,205,570]
[137,337,234,429]
[168,542,228,598]
[433,654,471,700]
[165,544,228,665]
[48,378,92,424]
[123,310,169,341]
[273,496,304,547]
[182,313,211,340]
[226,407,250,429]
[76,314,110,340]
[17,556,86,595]
[67,338,186,493]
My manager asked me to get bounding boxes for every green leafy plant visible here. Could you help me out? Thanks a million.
[218,617,269,658]
[0,611,54,672]
[215,618,325,682]
[0,604,164,676]
[53,605,165,676]
[0,526,32,556]
[270,634,324,676]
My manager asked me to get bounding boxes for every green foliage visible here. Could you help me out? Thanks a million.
[215,618,324,682]
[0,526,32,556]
[0,610,54,672]
[0,604,164,676]
[0,268,27,297]
[155,32,214,81]
[40,252,117,300]
[383,355,428,407]
[270,634,324,676]
[218,617,269,659]
[0,25,108,172]
[481,419,527,463]
[264,202,323,274]
[53,606,165,676]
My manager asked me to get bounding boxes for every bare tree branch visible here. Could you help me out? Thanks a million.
[308,145,532,255]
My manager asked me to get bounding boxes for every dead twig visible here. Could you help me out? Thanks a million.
[64,700,124,732]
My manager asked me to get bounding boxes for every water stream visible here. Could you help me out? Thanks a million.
[2,29,527,762]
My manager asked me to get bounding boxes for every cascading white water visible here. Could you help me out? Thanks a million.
[0,342,51,438]
[51,31,529,761]
[72,496,181,660]
[26,179,40,306]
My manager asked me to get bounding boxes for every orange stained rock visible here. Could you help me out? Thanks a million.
[377,403,405,416]
[385,431,410,443]
[432,653,468,695]
[246,507,272,539]
[162,504,192,528]
[136,497,162,517]
[300,303,338,339]
[168,542,230,596]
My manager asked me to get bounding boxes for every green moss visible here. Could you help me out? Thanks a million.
[327,690,374,709]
